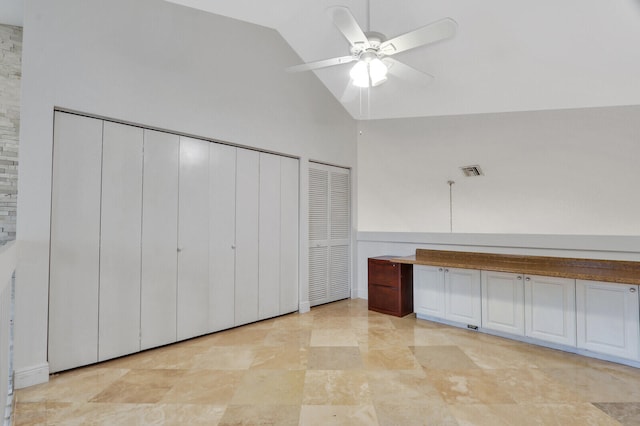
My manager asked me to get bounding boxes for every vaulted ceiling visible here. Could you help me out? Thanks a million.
[3,1,640,120]
[166,0,640,120]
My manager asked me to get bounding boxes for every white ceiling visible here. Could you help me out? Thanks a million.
[167,0,640,120]
[3,1,640,119]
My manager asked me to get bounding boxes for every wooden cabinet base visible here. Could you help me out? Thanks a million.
[368,256,413,317]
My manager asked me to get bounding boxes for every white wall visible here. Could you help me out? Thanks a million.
[15,0,357,387]
[358,106,640,235]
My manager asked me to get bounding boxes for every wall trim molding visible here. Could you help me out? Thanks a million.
[14,363,49,389]
[358,232,640,256]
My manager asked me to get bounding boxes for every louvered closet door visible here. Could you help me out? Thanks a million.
[308,163,351,306]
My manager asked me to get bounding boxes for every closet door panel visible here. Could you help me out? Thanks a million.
[308,167,329,306]
[328,168,351,301]
[280,157,299,314]
[258,153,281,320]
[140,130,179,350]
[308,164,351,306]
[98,122,143,361]
[209,143,237,332]
[177,137,210,340]
[49,112,103,373]
[235,148,259,326]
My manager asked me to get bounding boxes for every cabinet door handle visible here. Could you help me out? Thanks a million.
[231,245,236,249]
[631,288,637,293]
[177,247,183,253]
[444,269,449,273]
[525,277,531,281]
[438,268,443,272]
[517,276,522,280]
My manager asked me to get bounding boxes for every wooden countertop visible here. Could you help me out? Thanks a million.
[391,249,640,285]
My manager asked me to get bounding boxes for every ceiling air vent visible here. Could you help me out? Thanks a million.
[460,165,483,177]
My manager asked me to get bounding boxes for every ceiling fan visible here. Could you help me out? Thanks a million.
[286,6,457,89]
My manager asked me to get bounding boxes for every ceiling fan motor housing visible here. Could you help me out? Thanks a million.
[351,32,386,59]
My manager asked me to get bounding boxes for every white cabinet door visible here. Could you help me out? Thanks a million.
[577,280,640,360]
[413,265,445,318]
[525,275,576,346]
[49,112,102,373]
[258,153,281,320]
[140,130,179,350]
[481,271,525,335]
[280,156,299,314]
[446,268,482,327]
[235,148,260,326]
[177,137,210,340]
[209,143,237,332]
[98,122,143,361]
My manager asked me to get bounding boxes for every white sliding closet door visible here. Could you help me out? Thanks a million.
[98,122,143,361]
[259,153,281,320]
[49,112,103,373]
[235,148,260,326]
[141,130,179,350]
[177,137,210,340]
[308,163,351,307]
[280,157,299,314]
[209,143,237,332]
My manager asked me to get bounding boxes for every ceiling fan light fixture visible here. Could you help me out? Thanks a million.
[349,57,388,88]
[350,60,370,87]
[369,58,388,86]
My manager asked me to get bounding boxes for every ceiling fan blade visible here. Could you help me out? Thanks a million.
[286,55,356,73]
[327,6,370,48]
[380,18,457,56]
[384,58,434,86]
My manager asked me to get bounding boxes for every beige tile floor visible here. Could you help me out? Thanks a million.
[13,298,640,425]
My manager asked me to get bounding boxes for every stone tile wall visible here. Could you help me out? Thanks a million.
[0,24,22,244]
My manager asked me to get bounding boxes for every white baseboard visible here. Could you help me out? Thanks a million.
[298,301,311,314]
[14,363,49,389]
[415,313,640,369]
